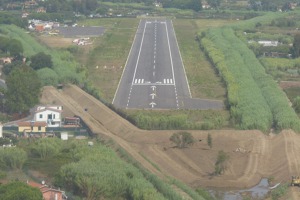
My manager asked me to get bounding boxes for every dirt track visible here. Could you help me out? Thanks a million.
[41,85,300,193]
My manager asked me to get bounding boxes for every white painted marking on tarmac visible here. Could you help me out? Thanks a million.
[163,79,166,84]
[153,65,155,69]
[149,102,156,108]
[164,20,179,109]
[151,85,156,91]
[134,79,137,84]
[132,21,148,84]
[150,93,156,99]
[153,71,155,77]
[112,19,142,105]
[170,79,173,84]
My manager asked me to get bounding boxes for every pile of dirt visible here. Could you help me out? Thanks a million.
[40,85,300,190]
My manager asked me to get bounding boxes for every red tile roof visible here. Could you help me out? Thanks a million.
[18,121,47,127]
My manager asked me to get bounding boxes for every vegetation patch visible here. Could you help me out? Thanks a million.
[200,25,300,132]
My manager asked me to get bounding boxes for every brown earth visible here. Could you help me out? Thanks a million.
[279,81,300,89]
[40,85,300,197]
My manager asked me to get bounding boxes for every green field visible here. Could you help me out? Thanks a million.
[79,18,234,101]
[73,18,235,129]
[77,18,140,101]
[173,19,235,99]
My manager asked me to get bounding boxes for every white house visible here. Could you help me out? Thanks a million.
[258,40,279,47]
[34,105,63,127]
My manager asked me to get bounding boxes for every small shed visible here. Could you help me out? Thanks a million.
[61,132,68,140]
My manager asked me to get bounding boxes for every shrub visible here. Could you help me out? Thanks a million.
[214,150,229,175]
[293,96,300,113]
[0,147,27,170]
[170,132,195,148]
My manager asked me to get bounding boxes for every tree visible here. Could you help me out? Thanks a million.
[31,138,62,159]
[0,147,27,170]
[0,36,9,53]
[293,96,300,113]
[7,39,23,57]
[30,52,53,70]
[293,34,300,58]
[214,150,229,175]
[0,181,43,200]
[207,133,212,149]
[5,65,41,113]
[170,132,195,148]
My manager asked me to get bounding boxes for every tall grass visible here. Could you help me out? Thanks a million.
[200,26,300,132]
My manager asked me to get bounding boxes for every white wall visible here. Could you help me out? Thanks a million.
[0,123,2,138]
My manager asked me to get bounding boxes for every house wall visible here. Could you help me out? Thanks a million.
[18,126,46,133]
[43,191,63,200]
[34,110,61,127]
[0,124,2,138]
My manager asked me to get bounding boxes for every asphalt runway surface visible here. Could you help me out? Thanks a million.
[55,26,105,37]
[113,19,223,110]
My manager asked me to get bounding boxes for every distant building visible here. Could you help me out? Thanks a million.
[27,180,67,200]
[258,40,279,47]
[0,57,13,64]
[34,105,63,127]
[35,24,44,32]
[36,7,46,13]
[18,121,47,133]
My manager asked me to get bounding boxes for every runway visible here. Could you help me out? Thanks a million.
[113,19,223,110]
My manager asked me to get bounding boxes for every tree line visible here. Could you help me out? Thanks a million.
[0,24,85,114]
[200,27,300,132]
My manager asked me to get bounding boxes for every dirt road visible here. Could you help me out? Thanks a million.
[41,85,300,193]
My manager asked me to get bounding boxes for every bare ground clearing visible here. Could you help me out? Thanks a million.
[41,85,300,193]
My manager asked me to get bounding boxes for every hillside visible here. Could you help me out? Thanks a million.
[41,85,300,195]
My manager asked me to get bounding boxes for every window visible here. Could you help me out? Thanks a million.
[38,126,41,131]
[39,114,42,118]
[53,114,56,119]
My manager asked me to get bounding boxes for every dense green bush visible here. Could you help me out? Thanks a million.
[0,25,85,85]
[170,132,195,148]
[0,181,43,200]
[0,147,27,170]
[270,183,289,200]
[30,138,62,159]
[293,96,300,113]
[57,141,168,200]
[200,26,300,132]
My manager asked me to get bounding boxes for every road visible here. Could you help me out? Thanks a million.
[113,19,223,110]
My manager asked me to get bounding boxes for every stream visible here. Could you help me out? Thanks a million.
[209,178,270,200]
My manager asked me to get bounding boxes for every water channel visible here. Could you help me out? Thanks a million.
[210,178,270,200]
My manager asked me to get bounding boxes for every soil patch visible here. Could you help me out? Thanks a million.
[40,85,300,191]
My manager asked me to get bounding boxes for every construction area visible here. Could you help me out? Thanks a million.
[40,85,300,199]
